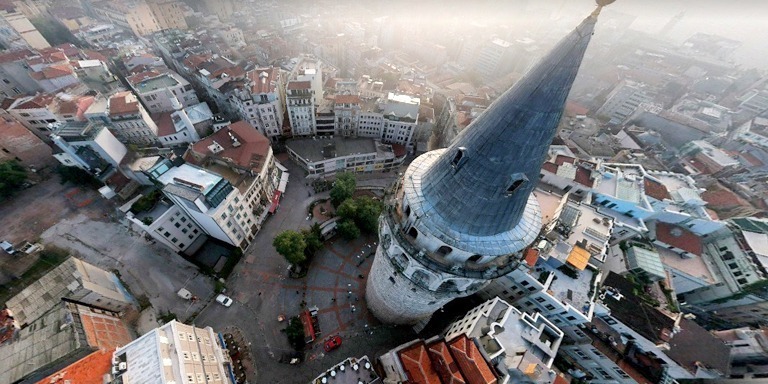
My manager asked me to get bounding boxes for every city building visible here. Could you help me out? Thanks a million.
[286,80,316,136]
[51,120,128,179]
[0,8,50,50]
[365,5,607,325]
[110,320,235,384]
[154,98,212,147]
[5,257,135,327]
[310,356,380,384]
[0,115,54,170]
[444,297,564,383]
[594,272,731,381]
[106,91,161,146]
[475,38,515,81]
[90,0,162,37]
[0,301,133,384]
[227,67,285,141]
[0,48,41,99]
[127,70,200,114]
[714,327,768,379]
[5,92,95,139]
[143,122,280,249]
[378,92,420,147]
[679,140,741,175]
[286,136,406,178]
[146,0,188,31]
[596,80,653,125]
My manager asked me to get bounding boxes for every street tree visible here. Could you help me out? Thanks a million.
[329,172,356,208]
[336,219,360,240]
[302,223,323,257]
[273,230,307,265]
[354,196,383,234]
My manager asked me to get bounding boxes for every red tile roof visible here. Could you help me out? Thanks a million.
[574,166,594,187]
[398,342,442,384]
[335,94,361,104]
[0,49,35,63]
[643,178,671,201]
[542,162,558,173]
[35,349,115,384]
[109,91,140,116]
[287,81,311,90]
[448,335,497,384]
[35,64,75,80]
[189,121,271,171]
[554,155,576,166]
[392,144,407,158]
[655,222,703,256]
[127,70,162,85]
[78,310,134,350]
[154,112,176,136]
[565,101,589,116]
[13,93,54,110]
[524,248,540,268]
[248,67,279,94]
[701,187,748,209]
[553,374,570,384]
[427,340,467,384]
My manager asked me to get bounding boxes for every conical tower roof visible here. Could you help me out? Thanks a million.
[418,8,602,237]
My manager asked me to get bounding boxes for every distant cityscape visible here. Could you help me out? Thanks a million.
[1,1,768,384]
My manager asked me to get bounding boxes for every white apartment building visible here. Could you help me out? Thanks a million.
[155,100,211,147]
[379,93,419,147]
[127,189,207,254]
[228,67,285,141]
[51,121,128,177]
[286,136,406,178]
[111,320,234,384]
[148,122,280,249]
[127,70,200,114]
[445,297,564,383]
[286,80,315,136]
[104,91,160,146]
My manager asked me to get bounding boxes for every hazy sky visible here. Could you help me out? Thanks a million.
[385,0,768,68]
[548,0,768,68]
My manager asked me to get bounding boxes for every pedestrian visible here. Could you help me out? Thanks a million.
[258,292,262,296]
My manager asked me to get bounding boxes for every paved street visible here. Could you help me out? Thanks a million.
[193,154,416,383]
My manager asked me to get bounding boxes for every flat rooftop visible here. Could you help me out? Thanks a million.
[287,137,380,163]
[656,245,716,285]
[156,163,223,195]
[538,262,596,314]
[533,190,563,228]
[134,73,180,93]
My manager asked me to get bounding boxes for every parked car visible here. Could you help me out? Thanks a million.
[323,335,342,352]
[0,241,16,255]
[216,294,233,307]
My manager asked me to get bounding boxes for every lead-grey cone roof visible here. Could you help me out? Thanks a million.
[417,12,599,238]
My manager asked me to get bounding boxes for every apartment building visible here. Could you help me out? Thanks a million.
[91,0,161,37]
[106,91,161,146]
[146,0,188,31]
[228,67,285,141]
[127,70,199,114]
[0,9,50,50]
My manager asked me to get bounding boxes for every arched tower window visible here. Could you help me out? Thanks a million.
[408,227,418,238]
[438,280,458,293]
[404,205,411,217]
[411,270,431,289]
[468,254,482,263]
[437,246,452,256]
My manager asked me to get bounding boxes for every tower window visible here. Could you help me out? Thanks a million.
[468,254,482,263]
[451,147,467,169]
[437,246,452,256]
[404,205,411,217]
[505,173,529,196]
[408,227,418,238]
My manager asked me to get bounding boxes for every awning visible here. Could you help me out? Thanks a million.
[300,310,315,343]
[275,160,288,172]
[566,246,590,271]
[278,171,289,193]
[268,190,283,214]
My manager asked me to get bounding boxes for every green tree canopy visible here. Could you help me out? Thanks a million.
[336,196,383,235]
[273,230,307,265]
[301,223,323,257]
[336,219,360,240]
[329,173,356,208]
[0,161,27,198]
